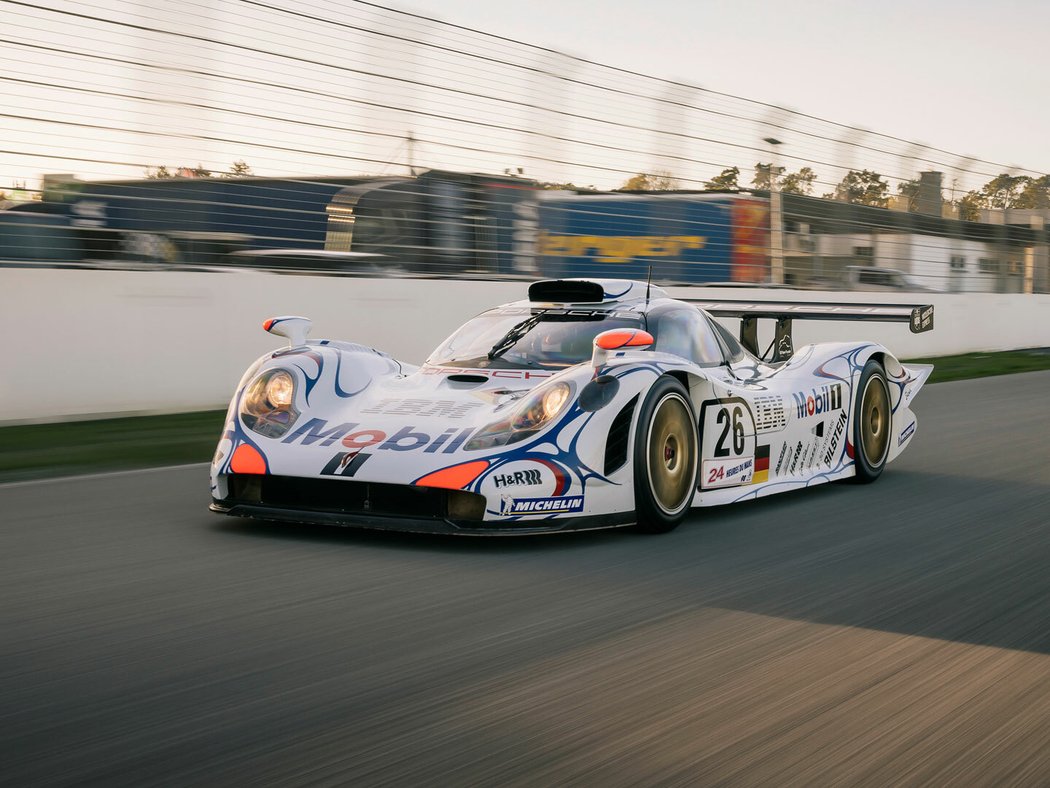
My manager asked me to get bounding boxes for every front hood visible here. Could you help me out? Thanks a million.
[281,361,565,453]
[218,343,590,481]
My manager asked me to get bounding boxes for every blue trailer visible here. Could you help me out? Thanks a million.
[535,193,770,284]
[58,175,366,265]
[3,170,769,283]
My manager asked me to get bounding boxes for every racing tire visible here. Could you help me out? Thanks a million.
[852,359,891,484]
[632,377,698,534]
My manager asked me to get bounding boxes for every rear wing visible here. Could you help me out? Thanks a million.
[682,298,934,362]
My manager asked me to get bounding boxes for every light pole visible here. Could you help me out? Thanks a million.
[764,136,785,285]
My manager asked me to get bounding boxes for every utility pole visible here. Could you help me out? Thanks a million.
[764,136,785,285]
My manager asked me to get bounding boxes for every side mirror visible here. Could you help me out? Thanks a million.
[592,328,654,368]
[263,316,312,348]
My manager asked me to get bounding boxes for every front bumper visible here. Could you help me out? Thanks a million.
[210,473,634,535]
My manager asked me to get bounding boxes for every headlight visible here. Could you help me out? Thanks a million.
[466,381,573,450]
[513,383,571,430]
[265,372,294,408]
[240,368,300,438]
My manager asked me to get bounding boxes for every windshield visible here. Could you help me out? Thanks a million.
[428,308,644,369]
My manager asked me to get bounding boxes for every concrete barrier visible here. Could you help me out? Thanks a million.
[3,267,1048,423]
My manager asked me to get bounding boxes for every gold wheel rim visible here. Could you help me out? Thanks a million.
[647,393,696,514]
[860,375,890,468]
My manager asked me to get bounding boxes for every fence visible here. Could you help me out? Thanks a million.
[1,0,1048,291]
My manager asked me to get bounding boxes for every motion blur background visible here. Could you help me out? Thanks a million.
[3,0,1049,290]
[2,0,1050,422]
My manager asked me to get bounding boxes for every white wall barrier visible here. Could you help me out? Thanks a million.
[3,267,1049,423]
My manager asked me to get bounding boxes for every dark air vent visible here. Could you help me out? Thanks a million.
[528,279,605,304]
[224,475,485,521]
[446,374,489,385]
[604,394,639,476]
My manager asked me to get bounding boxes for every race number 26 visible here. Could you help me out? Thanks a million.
[700,398,757,489]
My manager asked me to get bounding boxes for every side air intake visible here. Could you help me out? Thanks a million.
[604,394,639,476]
[528,279,605,304]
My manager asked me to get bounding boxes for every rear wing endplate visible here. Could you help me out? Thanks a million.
[683,299,934,362]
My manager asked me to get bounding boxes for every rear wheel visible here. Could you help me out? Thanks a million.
[633,377,698,534]
[853,359,891,483]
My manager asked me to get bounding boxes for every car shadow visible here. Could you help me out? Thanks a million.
[211,468,1050,655]
[210,514,635,554]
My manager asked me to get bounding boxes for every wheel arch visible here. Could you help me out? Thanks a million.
[630,373,700,533]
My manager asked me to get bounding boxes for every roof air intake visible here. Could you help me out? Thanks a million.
[528,280,605,304]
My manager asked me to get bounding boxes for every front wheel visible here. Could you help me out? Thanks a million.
[853,359,891,483]
[633,377,698,534]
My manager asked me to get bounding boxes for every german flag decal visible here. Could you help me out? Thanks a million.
[752,444,770,484]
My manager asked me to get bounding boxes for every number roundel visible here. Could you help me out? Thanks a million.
[700,398,756,490]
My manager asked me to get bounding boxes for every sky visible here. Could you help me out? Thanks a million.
[2,0,1047,193]
[401,0,1050,175]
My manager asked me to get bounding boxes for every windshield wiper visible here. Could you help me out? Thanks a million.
[487,312,544,360]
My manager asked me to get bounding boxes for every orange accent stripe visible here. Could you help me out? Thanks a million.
[595,329,654,350]
[415,460,489,490]
[230,443,267,474]
[623,330,654,347]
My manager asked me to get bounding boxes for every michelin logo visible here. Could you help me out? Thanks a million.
[898,420,916,446]
[500,496,584,515]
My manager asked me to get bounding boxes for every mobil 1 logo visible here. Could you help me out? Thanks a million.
[698,397,757,489]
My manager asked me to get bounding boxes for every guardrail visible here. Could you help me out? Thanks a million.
[2,267,1048,423]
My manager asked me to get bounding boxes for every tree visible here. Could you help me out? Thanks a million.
[703,166,740,190]
[145,162,243,179]
[780,166,817,195]
[832,169,890,207]
[540,181,597,191]
[979,173,1028,208]
[619,171,681,191]
[752,162,786,190]
[897,178,921,212]
[145,165,174,179]
[956,191,983,221]
[224,160,253,178]
[1014,174,1050,209]
[950,173,1050,219]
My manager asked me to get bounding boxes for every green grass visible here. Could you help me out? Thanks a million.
[2,349,1050,483]
[0,410,226,483]
[903,348,1050,384]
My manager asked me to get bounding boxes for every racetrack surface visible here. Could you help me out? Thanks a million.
[3,372,1049,785]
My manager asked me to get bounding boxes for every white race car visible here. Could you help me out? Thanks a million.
[210,279,934,534]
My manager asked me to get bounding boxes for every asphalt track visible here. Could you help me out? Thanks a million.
[3,371,1049,786]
